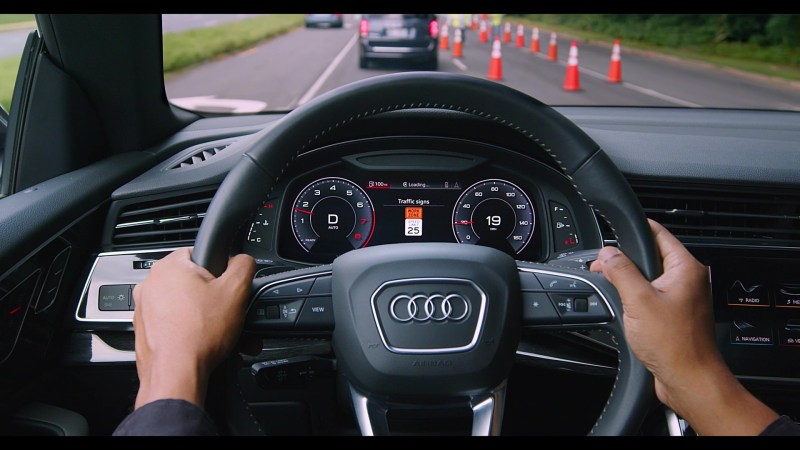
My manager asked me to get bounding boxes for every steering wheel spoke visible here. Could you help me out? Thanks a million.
[349,381,508,436]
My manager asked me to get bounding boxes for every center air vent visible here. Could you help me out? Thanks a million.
[633,183,800,245]
[168,142,234,170]
[111,190,215,249]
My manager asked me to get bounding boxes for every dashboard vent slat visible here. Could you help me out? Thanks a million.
[111,190,215,249]
[634,183,800,245]
[169,144,231,170]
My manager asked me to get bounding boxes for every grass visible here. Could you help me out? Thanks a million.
[0,14,305,109]
[0,15,34,27]
[0,54,21,108]
[514,15,800,82]
[162,14,304,74]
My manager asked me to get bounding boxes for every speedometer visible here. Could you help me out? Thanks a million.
[452,179,535,254]
[291,177,375,254]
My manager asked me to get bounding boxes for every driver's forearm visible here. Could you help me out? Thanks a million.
[135,356,209,410]
[666,362,778,436]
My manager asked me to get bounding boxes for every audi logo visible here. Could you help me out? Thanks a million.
[389,293,470,322]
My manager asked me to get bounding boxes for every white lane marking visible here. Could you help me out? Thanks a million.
[577,65,702,107]
[532,49,701,107]
[170,95,268,113]
[452,58,468,71]
[297,33,359,106]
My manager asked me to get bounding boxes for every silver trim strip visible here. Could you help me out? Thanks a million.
[515,350,615,370]
[115,213,206,229]
[665,408,686,436]
[516,267,616,323]
[89,334,136,363]
[370,277,487,355]
[74,248,181,323]
[350,385,376,436]
[470,381,506,436]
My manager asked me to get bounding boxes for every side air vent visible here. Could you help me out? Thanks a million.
[168,143,232,169]
[111,190,215,248]
[633,183,800,245]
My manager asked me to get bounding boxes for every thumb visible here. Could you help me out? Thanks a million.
[216,253,256,295]
[596,246,654,307]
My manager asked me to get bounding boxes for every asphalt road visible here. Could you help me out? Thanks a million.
[161,14,799,112]
[0,28,35,58]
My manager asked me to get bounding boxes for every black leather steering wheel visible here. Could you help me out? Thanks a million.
[192,72,661,435]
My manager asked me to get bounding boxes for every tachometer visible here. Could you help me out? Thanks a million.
[291,177,375,254]
[452,179,535,254]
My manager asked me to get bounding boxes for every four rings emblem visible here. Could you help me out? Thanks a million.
[389,293,470,322]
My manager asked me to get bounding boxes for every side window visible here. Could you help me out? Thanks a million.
[0,15,37,197]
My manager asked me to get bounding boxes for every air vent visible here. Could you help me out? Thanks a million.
[634,183,800,245]
[112,190,215,248]
[169,143,231,169]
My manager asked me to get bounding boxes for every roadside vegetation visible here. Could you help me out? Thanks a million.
[0,15,34,27]
[514,14,800,82]
[0,14,304,108]
[0,54,20,107]
[162,14,304,74]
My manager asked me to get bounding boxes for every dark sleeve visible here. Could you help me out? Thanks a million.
[760,415,800,436]
[113,399,217,436]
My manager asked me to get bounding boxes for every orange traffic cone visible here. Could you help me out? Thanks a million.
[471,14,479,30]
[439,23,450,50]
[487,37,503,80]
[563,41,580,91]
[530,26,540,53]
[547,31,558,61]
[608,39,622,83]
[453,27,463,58]
[503,22,511,44]
[479,20,488,43]
[515,24,524,47]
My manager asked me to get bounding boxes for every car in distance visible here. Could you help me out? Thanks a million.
[358,14,439,70]
[304,14,343,28]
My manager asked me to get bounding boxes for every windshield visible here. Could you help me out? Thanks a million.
[161,14,800,114]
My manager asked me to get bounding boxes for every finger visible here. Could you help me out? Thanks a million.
[215,254,256,303]
[596,246,654,304]
[220,253,256,284]
[648,219,693,272]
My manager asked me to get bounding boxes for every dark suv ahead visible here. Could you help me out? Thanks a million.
[358,14,439,70]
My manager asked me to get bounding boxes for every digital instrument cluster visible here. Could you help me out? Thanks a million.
[245,170,561,264]
[278,175,544,264]
[241,145,596,266]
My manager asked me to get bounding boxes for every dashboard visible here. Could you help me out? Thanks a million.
[238,137,603,266]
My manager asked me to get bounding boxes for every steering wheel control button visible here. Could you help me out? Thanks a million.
[309,276,332,295]
[549,294,611,323]
[574,297,589,313]
[522,292,561,325]
[550,201,580,253]
[98,285,132,311]
[260,278,315,299]
[371,279,486,353]
[535,274,592,292]
[519,272,544,291]
[249,299,305,328]
[295,296,334,330]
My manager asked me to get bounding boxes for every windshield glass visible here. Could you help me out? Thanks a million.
[162,14,800,114]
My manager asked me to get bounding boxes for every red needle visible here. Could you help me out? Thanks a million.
[454,221,473,225]
[293,208,314,215]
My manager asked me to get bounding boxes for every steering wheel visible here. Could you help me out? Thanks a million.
[192,72,662,436]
